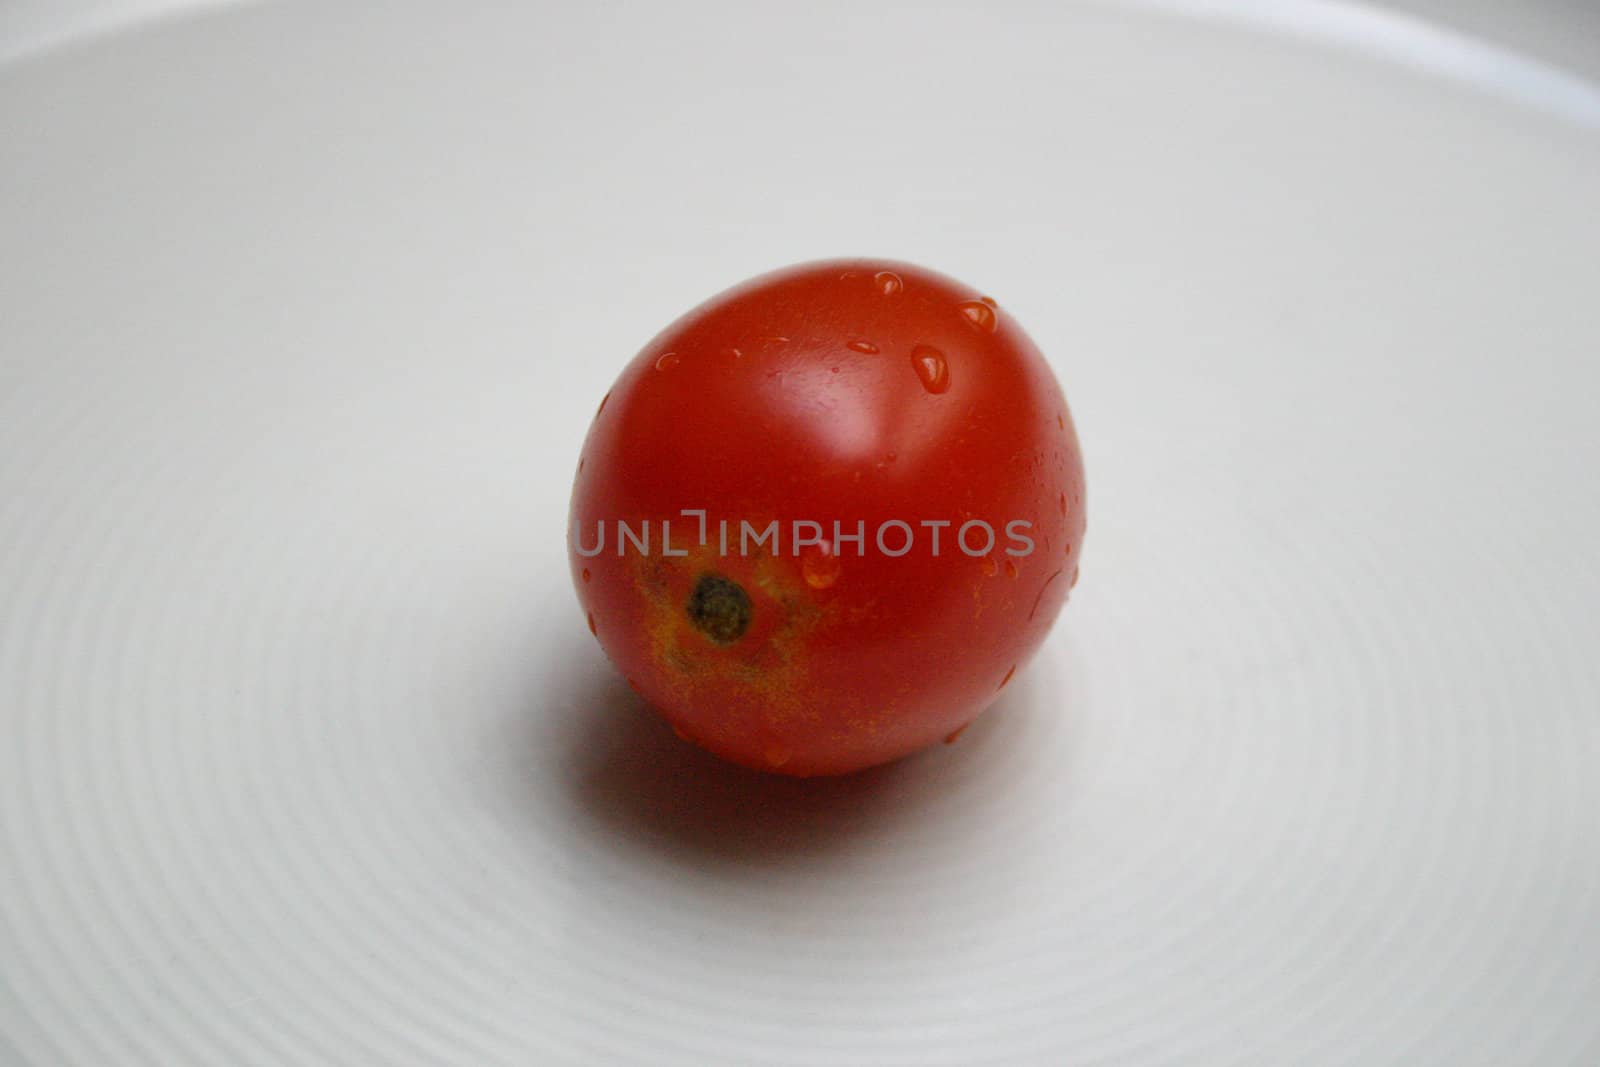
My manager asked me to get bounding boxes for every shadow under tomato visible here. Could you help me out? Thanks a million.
[547,639,1056,871]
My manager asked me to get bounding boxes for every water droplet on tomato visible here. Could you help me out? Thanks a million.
[801,544,841,589]
[1004,559,1018,580]
[847,340,879,354]
[874,270,903,295]
[911,345,950,394]
[980,556,997,577]
[655,352,680,371]
[980,296,998,310]
[673,724,692,742]
[944,724,969,744]
[957,299,997,332]
[999,664,1016,688]
[1059,492,1068,515]
[726,347,743,358]
[1070,564,1081,588]
[764,744,792,768]
[581,568,591,583]
[597,392,610,416]
[586,612,597,635]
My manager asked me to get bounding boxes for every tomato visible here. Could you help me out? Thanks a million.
[568,260,1085,776]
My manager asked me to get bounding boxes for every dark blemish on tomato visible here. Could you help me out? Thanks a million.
[686,572,753,645]
[1028,570,1064,621]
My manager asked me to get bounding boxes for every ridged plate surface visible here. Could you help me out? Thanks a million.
[2,4,1598,1064]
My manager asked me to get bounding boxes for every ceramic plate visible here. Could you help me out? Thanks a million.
[2,3,1598,1063]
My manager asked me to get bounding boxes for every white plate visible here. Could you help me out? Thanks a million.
[3,4,1598,1064]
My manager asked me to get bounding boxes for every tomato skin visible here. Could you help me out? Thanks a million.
[569,259,1085,776]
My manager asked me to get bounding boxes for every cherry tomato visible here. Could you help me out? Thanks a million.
[569,260,1085,776]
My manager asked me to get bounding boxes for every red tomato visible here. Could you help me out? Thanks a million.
[569,260,1085,776]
